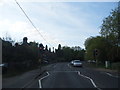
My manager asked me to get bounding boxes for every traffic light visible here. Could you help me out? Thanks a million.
[95,49,98,56]
[93,49,99,57]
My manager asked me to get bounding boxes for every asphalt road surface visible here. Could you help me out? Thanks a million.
[26,62,119,89]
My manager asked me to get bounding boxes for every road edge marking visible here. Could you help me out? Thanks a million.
[38,72,50,88]
[106,72,113,76]
[106,72,119,78]
[101,72,119,78]
[77,71,101,90]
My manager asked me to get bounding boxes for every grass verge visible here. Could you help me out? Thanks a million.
[87,62,120,72]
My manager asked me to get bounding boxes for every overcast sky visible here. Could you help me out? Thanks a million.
[0,0,118,49]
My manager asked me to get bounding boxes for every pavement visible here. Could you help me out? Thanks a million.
[2,62,120,89]
[2,67,43,88]
[2,63,56,88]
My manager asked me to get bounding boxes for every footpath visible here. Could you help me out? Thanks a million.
[2,63,56,88]
[2,66,44,88]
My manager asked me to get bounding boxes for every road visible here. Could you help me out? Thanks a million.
[25,62,119,89]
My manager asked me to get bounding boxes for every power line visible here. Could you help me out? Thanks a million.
[14,0,53,47]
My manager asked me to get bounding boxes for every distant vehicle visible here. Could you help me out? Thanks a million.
[92,60,96,63]
[0,63,8,74]
[88,60,96,63]
[44,60,49,63]
[71,60,82,67]
[0,63,8,67]
[42,60,49,64]
[0,64,4,67]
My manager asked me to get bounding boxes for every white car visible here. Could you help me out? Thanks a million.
[71,60,82,67]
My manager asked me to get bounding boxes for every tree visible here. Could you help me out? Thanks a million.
[56,44,63,57]
[84,36,110,62]
[58,44,61,50]
[100,7,120,62]
[62,46,73,61]
[2,40,13,63]
[49,48,51,52]
[45,45,48,51]
[84,6,120,63]
[100,8,119,46]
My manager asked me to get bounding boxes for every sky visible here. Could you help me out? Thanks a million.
[0,0,118,49]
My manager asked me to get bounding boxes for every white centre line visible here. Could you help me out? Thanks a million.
[38,72,50,88]
[77,71,101,90]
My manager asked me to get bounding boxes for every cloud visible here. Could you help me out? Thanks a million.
[0,0,7,6]
[0,2,115,49]
[14,0,119,2]
[0,19,65,48]
[0,0,14,6]
[24,2,100,47]
[11,2,100,48]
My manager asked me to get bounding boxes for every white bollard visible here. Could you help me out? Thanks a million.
[105,61,110,68]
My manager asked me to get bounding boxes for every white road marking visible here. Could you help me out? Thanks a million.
[51,71,78,73]
[104,72,119,78]
[38,72,50,88]
[77,71,101,90]
[106,72,113,76]
[67,63,71,68]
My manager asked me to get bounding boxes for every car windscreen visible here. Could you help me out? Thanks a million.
[74,61,80,63]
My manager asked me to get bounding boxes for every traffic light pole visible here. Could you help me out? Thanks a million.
[93,49,99,67]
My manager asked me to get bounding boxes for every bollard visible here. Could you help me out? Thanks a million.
[105,61,110,68]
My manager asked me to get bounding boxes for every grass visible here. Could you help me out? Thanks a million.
[87,62,120,71]
[111,62,120,71]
